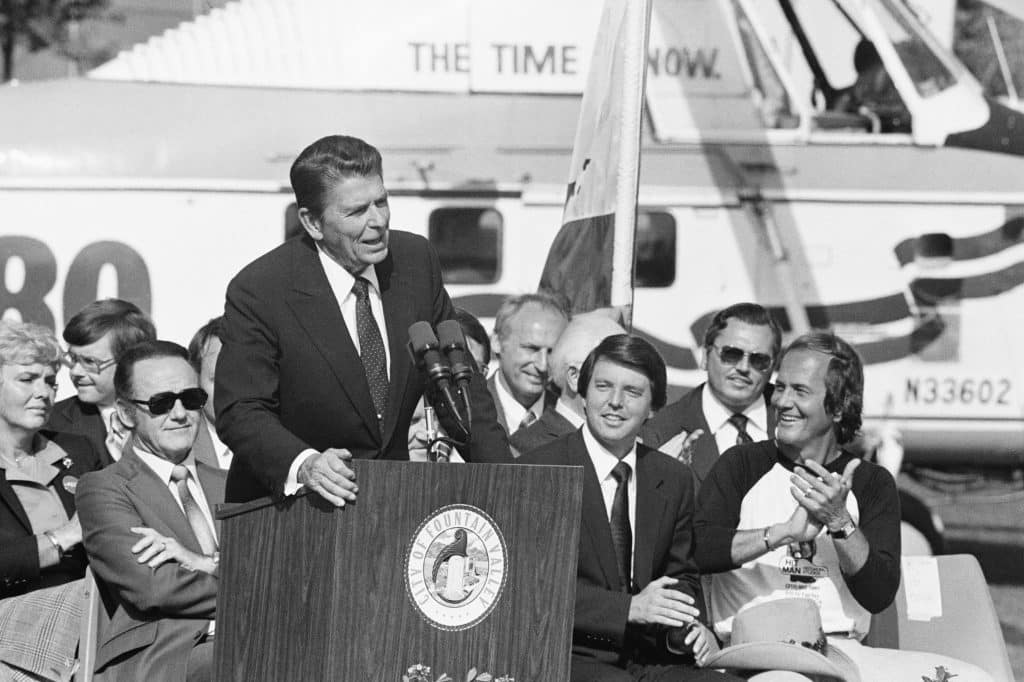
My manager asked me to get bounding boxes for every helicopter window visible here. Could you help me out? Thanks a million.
[876,0,957,98]
[953,0,1024,103]
[635,211,676,288]
[428,207,502,285]
[731,0,799,129]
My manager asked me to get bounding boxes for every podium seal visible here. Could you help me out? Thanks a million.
[405,504,508,631]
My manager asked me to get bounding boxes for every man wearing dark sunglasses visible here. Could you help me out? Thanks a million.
[644,303,781,490]
[77,340,225,682]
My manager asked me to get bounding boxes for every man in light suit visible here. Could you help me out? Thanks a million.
[78,341,224,682]
[520,335,740,682]
[643,303,780,490]
[216,135,510,504]
[487,292,569,440]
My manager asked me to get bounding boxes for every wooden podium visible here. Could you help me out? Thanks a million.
[214,461,582,681]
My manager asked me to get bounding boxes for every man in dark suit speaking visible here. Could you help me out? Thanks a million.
[216,135,510,503]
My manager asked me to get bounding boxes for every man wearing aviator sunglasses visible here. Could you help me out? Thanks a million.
[77,340,225,681]
[47,299,156,466]
[644,303,781,490]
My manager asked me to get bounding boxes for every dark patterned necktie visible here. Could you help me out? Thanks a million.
[729,412,754,445]
[352,277,388,431]
[170,465,218,555]
[609,461,633,592]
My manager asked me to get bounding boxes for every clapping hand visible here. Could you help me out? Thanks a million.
[790,458,860,529]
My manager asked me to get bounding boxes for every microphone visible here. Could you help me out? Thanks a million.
[408,321,469,443]
[437,320,474,384]
[408,321,452,387]
[437,319,474,428]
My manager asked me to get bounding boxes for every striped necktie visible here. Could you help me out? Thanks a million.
[170,465,218,556]
[729,412,754,445]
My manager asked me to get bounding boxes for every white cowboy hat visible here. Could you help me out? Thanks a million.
[703,598,861,682]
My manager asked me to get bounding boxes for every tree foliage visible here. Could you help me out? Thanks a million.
[0,0,117,81]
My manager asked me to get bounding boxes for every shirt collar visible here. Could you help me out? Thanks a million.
[0,435,66,485]
[494,372,544,428]
[98,404,118,427]
[702,383,768,435]
[555,398,585,429]
[582,422,638,483]
[133,442,199,486]
[316,245,380,300]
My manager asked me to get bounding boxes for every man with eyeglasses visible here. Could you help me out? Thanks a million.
[78,340,224,682]
[47,299,156,465]
[644,303,781,490]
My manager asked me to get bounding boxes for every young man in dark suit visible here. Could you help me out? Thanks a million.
[216,135,510,504]
[643,303,780,490]
[78,341,225,682]
[521,334,740,682]
[47,299,156,466]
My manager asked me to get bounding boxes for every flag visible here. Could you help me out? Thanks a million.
[538,0,652,316]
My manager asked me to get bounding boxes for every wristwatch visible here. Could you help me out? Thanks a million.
[828,520,858,539]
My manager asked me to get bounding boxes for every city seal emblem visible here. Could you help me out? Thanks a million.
[405,504,508,631]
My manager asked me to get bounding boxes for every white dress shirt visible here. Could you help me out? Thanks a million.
[582,424,637,568]
[99,405,125,462]
[555,398,585,430]
[701,383,769,455]
[493,371,544,433]
[285,248,392,495]
[134,447,218,537]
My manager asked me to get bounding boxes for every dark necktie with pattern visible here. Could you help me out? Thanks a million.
[729,412,754,445]
[352,277,388,433]
[609,460,633,592]
[170,465,218,556]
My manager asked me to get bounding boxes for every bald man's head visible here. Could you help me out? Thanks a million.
[550,312,626,397]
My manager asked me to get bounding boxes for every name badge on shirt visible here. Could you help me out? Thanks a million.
[779,540,829,582]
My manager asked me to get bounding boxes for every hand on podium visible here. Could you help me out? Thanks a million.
[297,448,358,507]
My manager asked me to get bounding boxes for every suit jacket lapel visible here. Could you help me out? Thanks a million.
[688,389,719,486]
[633,446,667,589]
[376,253,415,448]
[285,238,380,435]
[569,432,622,591]
[120,447,202,553]
[0,473,31,532]
[191,417,219,470]
[487,374,508,434]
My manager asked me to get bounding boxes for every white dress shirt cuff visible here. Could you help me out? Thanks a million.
[284,448,319,496]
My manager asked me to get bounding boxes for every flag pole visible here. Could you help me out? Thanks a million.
[610,0,653,327]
